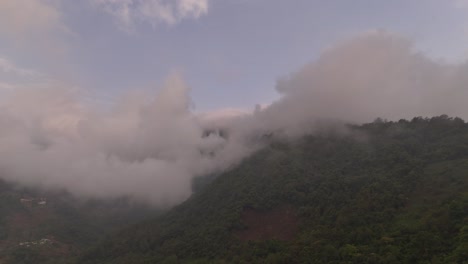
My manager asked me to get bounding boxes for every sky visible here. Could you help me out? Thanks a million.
[1,0,468,205]
[1,0,468,112]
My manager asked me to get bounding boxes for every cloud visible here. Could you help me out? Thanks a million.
[247,31,468,138]
[1,31,468,208]
[0,57,41,77]
[91,0,209,31]
[0,0,71,66]
[0,0,66,38]
[0,56,56,96]
[198,107,250,123]
[0,73,253,207]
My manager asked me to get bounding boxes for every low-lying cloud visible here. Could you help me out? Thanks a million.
[256,31,468,134]
[1,31,468,207]
[0,74,247,207]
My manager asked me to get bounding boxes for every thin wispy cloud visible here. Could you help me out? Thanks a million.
[0,57,41,77]
[91,0,209,31]
[0,56,56,94]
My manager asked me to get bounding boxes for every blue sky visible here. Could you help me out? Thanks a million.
[1,0,468,112]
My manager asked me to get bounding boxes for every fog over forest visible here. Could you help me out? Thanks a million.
[1,31,467,206]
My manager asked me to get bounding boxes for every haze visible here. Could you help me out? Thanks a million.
[1,0,468,206]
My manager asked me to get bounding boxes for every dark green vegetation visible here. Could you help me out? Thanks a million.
[0,181,159,264]
[79,115,468,264]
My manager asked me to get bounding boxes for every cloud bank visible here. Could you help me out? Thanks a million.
[255,31,468,135]
[0,73,252,207]
[1,31,468,207]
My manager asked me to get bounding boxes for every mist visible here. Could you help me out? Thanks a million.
[254,31,468,136]
[1,31,468,206]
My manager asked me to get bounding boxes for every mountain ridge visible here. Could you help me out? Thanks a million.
[79,115,468,264]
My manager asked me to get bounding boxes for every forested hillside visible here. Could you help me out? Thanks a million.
[79,115,468,264]
[0,181,158,264]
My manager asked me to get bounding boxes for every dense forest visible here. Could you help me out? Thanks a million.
[76,115,468,264]
[0,181,158,264]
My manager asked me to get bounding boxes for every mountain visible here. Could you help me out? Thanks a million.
[79,115,468,264]
[0,181,159,264]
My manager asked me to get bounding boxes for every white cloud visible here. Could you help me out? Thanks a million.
[92,0,209,31]
[0,73,256,206]
[269,31,468,128]
[3,32,468,207]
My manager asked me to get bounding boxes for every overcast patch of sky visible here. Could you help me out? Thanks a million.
[2,0,468,111]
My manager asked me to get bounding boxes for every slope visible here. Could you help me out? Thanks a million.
[80,115,468,264]
[0,181,159,264]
